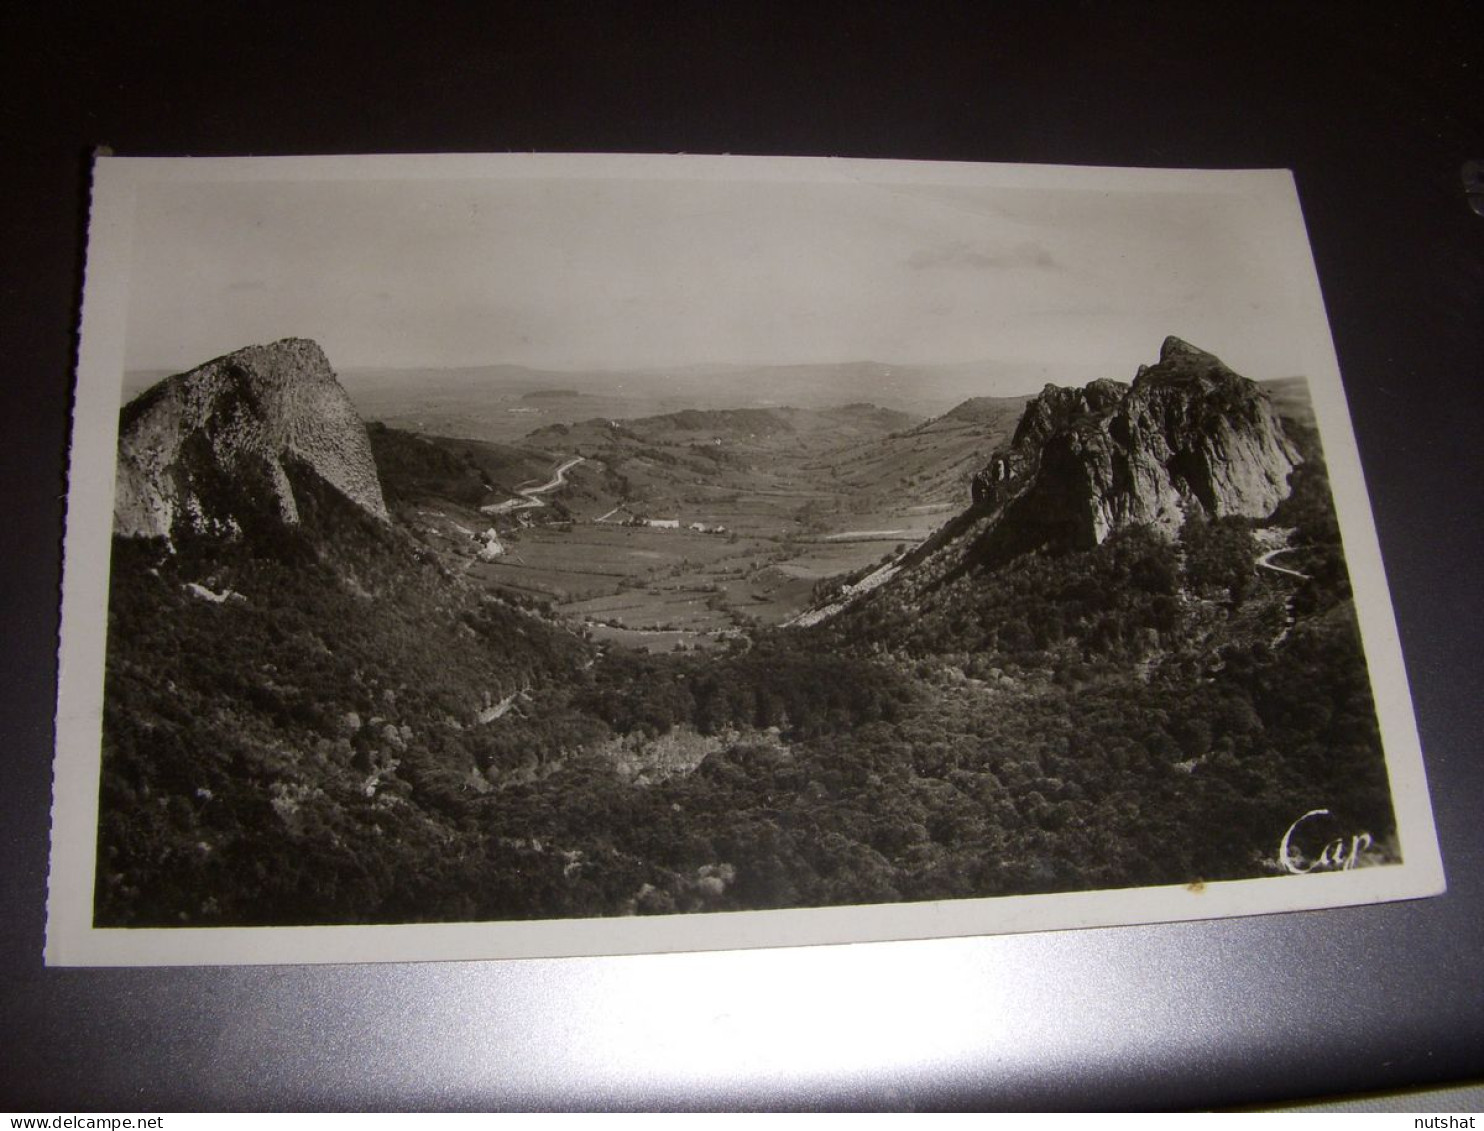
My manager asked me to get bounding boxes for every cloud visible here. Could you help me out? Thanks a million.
[225,279,267,292]
[906,240,1057,271]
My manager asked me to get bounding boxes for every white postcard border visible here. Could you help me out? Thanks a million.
[46,153,1445,967]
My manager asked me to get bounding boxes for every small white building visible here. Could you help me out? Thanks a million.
[477,528,505,561]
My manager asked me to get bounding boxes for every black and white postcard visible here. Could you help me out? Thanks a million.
[47,154,1444,965]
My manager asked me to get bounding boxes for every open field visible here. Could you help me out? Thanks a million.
[383,378,1327,654]
[453,511,946,649]
[367,387,1013,650]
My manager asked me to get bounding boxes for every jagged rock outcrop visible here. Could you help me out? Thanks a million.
[968,337,1300,556]
[114,338,389,538]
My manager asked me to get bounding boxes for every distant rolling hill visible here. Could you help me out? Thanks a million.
[529,403,921,446]
[514,403,931,522]
[805,393,1035,507]
[366,424,559,511]
[1260,377,1316,428]
[335,359,1054,443]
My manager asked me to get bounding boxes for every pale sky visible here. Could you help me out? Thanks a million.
[122,161,1333,395]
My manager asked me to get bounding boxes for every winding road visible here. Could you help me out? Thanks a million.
[1256,547,1308,580]
[1253,528,1310,649]
[1254,528,1311,580]
[482,457,584,515]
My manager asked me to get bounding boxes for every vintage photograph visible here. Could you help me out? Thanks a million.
[47,155,1443,965]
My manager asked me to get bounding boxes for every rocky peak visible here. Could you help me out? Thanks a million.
[1155,333,1220,368]
[114,338,389,539]
[970,339,1300,557]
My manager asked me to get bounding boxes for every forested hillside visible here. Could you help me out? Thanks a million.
[95,342,1396,928]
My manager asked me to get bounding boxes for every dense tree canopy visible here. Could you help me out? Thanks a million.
[96,418,1394,927]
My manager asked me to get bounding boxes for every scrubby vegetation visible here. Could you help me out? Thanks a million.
[96,408,1395,928]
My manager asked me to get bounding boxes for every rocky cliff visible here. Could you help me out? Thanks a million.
[967,337,1300,558]
[114,338,389,539]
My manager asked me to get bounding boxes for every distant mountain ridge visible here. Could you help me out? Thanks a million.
[616,403,920,438]
[114,338,389,539]
[936,395,1031,427]
[338,357,1063,433]
[799,392,1032,509]
[1259,376,1316,428]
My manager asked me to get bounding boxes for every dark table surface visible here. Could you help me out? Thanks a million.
[3,2,1480,1110]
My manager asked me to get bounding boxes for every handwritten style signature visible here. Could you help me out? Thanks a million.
[1279,808,1374,874]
